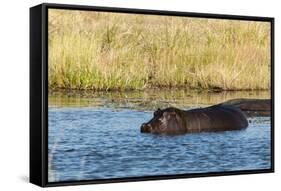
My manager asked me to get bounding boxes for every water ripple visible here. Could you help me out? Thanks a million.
[48,107,271,182]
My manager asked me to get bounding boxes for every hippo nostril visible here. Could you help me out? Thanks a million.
[140,124,146,132]
[141,123,146,128]
[141,123,151,133]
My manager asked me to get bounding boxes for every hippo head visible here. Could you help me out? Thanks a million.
[140,107,185,135]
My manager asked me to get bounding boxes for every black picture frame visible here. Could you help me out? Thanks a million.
[30,3,275,187]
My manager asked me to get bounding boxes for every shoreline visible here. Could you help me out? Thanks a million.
[48,88,270,109]
[48,87,271,94]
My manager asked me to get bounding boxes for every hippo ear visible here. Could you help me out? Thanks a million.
[154,108,161,116]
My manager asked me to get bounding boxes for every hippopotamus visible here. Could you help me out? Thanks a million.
[221,99,271,117]
[141,104,248,135]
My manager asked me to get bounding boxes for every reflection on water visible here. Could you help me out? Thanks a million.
[49,89,270,109]
[48,90,271,182]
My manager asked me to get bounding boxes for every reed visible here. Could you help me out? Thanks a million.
[48,9,271,91]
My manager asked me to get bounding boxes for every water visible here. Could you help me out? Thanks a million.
[48,90,271,182]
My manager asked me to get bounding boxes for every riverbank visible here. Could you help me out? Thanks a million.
[48,88,270,110]
[48,9,271,91]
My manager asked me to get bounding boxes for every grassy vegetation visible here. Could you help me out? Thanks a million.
[48,9,271,91]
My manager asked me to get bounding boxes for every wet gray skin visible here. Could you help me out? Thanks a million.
[141,105,249,135]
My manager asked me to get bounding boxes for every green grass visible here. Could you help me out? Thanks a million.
[48,9,271,91]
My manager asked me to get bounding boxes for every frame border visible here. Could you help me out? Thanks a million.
[30,3,274,187]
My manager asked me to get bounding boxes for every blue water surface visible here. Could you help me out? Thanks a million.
[48,107,271,182]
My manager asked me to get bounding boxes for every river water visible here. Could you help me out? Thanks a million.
[48,90,271,182]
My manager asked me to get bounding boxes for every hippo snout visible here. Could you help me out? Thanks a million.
[140,123,152,133]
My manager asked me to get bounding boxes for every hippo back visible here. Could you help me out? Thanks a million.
[221,98,271,117]
[183,104,248,133]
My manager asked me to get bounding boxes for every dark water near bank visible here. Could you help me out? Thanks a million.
[48,90,271,182]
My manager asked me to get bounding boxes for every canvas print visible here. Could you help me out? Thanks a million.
[48,8,272,182]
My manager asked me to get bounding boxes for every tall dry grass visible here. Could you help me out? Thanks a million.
[48,9,271,91]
